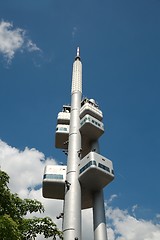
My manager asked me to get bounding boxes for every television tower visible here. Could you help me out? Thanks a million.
[42,48,114,240]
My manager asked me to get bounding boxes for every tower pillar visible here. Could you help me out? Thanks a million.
[91,141,108,240]
[62,49,82,240]
[93,190,108,240]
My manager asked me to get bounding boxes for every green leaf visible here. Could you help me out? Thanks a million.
[0,170,62,239]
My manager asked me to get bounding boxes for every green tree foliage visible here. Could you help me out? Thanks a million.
[0,170,62,239]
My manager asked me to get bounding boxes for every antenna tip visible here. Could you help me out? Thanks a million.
[77,47,80,57]
[75,47,81,60]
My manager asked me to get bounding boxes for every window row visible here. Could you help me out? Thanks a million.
[79,160,97,174]
[80,117,101,128]
[56,127,68,132]
[79,162,114,175]
[98,163,110,173]
[43,174,64,180]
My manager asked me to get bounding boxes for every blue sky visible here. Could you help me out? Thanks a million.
[0,1,160,239]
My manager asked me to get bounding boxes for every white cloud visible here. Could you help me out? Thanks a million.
[1,139,160,240]
[106,201,160,240]
[0,20,40,63]
[0,140,54,196]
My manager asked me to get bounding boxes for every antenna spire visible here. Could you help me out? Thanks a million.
[75,47,81,60]
[77,47,80,57]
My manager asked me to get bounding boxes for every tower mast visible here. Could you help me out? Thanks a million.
[42,48,114,240]
[62,47,82,240]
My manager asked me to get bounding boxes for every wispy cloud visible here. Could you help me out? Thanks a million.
[72,26,78,41]
[26,40,40,52]
[0,19,41,64]
[107,194,118,204]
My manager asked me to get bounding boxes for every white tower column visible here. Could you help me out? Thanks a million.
[93,190,108,240]
[91,142,108,240]
[63,48,82,240]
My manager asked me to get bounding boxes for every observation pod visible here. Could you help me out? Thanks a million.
[79,151,114,191]
[55,124,69,149]
[80,98,103,121]
[55,105,71,149]
[80,98,104,157]
[80,99,104,140]
[80,114,104,141]
[42,165,66,199]
[57,106,70,124]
